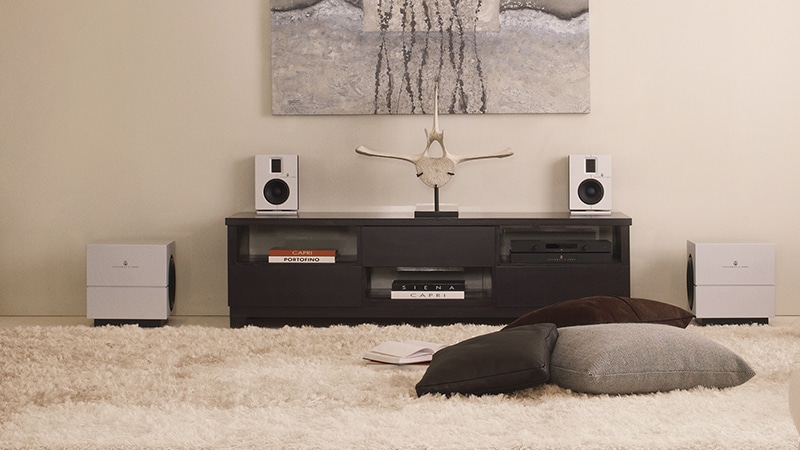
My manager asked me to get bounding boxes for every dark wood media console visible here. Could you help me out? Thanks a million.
[226,212,631,327]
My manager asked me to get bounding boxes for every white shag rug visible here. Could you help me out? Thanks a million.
[0,323,798,449]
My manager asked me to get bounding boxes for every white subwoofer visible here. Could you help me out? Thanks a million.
[686,241,775,325]
[255,154,298,213]
[569,154,612,215]
[87,240,176,326]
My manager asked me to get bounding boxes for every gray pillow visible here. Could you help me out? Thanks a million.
[550,323,755,395]
[415,323,558,397]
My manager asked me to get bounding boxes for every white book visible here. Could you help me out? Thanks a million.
[363,340,446,365]
[268,256,335,263]
[390,291,465,299]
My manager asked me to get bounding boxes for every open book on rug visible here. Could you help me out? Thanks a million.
[363,340,446,365]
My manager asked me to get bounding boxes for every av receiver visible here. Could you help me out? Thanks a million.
[509,239,612,263]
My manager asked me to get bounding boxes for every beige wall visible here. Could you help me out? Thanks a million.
[1,0,799,316]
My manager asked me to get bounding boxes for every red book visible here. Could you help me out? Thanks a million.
[269,249,337,257]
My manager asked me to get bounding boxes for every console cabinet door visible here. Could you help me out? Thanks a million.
[361,226,495,267]
[228,264,363,307]
[494,265,630,308]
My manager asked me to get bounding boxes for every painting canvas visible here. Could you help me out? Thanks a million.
[271,0,589,115]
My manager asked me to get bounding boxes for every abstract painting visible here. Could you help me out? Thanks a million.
[271,0,589,114]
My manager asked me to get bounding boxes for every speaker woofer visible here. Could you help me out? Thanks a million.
[168,255,176,312]
[264,179,290,205]
[577,179,604,205]
[686,254,695,310]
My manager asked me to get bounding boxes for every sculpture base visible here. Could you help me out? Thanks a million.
[414,203,459,218]
[414,210,459,218]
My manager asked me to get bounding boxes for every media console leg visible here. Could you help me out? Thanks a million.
[229,316,248,328]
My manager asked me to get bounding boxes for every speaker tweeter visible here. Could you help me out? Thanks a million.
[255,154,298,213]
[569,154,612,215]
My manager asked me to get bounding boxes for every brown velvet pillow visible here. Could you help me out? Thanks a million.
[504,296,694,330]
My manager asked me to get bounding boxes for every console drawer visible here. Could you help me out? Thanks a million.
[362,226,495,266]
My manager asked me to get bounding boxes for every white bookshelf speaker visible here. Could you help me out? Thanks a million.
[686,241,775,324]
[569,154,612,215]
[87,240,176,327]
[255,154,298,212]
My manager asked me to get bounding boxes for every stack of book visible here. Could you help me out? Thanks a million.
[268,248,336,263]
[390,280,465,299]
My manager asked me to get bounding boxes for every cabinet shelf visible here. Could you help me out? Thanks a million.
[226,212,631,327]
[237,255,359,264]
[365,291,493,301]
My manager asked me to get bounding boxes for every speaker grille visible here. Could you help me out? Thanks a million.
[686,254,695,310]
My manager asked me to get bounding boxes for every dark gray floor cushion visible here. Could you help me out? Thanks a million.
[550,323,755,395]
[504,296,694,330]
[416,323,558,397]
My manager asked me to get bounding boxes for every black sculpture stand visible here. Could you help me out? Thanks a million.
[415,186,458,218]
